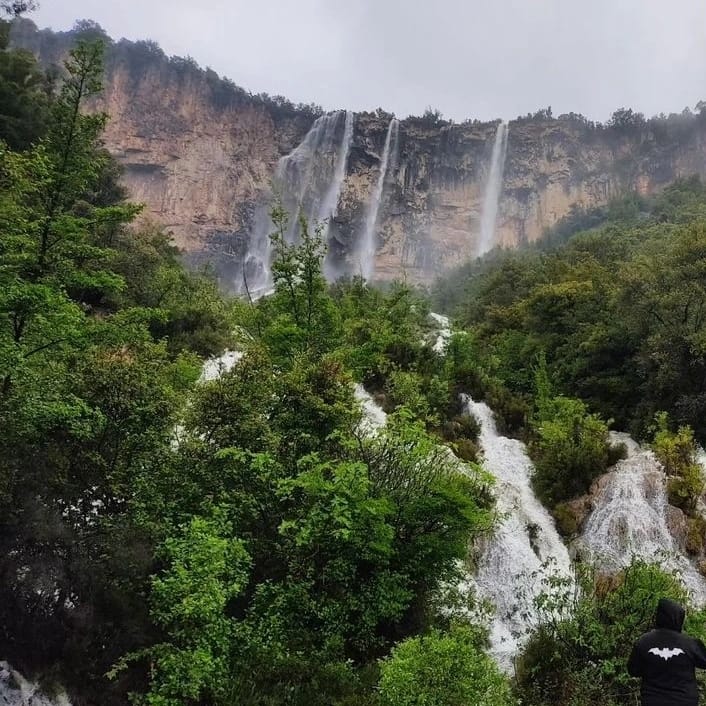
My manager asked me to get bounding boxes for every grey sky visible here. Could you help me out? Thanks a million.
[32,0,706,122]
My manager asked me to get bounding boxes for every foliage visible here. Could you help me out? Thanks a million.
[530,358,616,505]
[121,513,251,706]
[127,372,495,704]
[378,624,515,706]
[0,36,234,706]
[0,19,52,149]
[252,207,341,364]
[516,560,704,706]
[432,177,706,448]
[651,412,705,513]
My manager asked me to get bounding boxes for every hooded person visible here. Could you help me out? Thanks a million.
[628,598,706,706]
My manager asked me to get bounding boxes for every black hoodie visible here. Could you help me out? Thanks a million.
[628,598,706,706]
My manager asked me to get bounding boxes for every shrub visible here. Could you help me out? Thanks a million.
[553,502,580,536]
[531,395,611,505]
[378,625,515,706]
[652,412,705,513]
[516,560,699,706]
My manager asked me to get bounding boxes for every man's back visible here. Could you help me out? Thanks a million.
[628,598,706,706]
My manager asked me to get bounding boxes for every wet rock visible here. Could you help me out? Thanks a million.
[0,662,72,706]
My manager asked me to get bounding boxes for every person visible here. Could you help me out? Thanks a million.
[628,598,706,706]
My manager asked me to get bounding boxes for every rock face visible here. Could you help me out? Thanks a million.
[13,20,706,289]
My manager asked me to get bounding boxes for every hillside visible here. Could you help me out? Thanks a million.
[11,18,706,289]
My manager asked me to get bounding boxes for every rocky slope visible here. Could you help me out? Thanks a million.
[13,19,706,289]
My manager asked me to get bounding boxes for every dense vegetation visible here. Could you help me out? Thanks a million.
[515,561,706,706]
[0,25,506,706]
[5,14,706,706]
[433,177,706,514]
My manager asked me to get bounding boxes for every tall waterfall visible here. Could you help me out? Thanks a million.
[477,121,509,257]
[357,118,399,280]
[320,111,354,239]
[464,396,571,667]
[240,111,354,293]
[579,434,706,605]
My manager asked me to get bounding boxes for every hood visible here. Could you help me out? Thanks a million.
[655,598,685,632]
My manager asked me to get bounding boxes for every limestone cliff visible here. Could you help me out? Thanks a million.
[13,20,706,289]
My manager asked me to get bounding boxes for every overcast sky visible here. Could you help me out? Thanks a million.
[31,0,706,122]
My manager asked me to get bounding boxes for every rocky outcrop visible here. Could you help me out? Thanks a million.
[13,20,706,289]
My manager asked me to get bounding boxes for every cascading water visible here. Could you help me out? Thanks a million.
[477,121,509,257]
[579,434,706,604]
[357,118,399,280]
[464,396,572,667]
[0,662,71,706]
[354,384,387,435]
[429,312,451,353]
[240,111,354,293]
[199,350,244,382]
[319,111,354,238]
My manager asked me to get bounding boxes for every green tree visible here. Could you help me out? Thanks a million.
[117,512,251,706]
[0,20,51,149]
[516,560,702,706]
[255,207,341,364]
[379,625,514,706]
[651,412,705,513]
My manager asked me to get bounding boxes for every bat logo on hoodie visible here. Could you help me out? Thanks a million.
[649,647,685,661]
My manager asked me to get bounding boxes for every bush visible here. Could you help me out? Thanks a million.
[553,502,580,536]
[453,437,479,463]
[516,560,700,706]
[652,412,705,513]
[531,395,612,505]
[378,625,515,706]
[686,517,706,556]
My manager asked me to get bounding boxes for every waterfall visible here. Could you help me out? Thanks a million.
[357,118,399,280]
[0,662,71,706]
[354,384,387,435]
[464,396,571,668]
[477,121,509,257]
[240,111,353,293]
[319,111,354,237]
[199,350,244,382]
[579,434,706,605]
[429,312,451,353]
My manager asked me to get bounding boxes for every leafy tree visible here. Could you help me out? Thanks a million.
[115,512,251,706]
[530,358,616,505]
[516,560,703,706]
[379,624,514,706]
[0,20,52,149]
[0,35,235,705]
[651,412,704,513]
[253,207,341,364]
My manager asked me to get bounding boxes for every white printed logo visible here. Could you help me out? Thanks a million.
[649,647,685,661]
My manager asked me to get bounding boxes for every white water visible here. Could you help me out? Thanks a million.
[357,118,399,280]
[354,384,387,436]
[429,312,451,354]
[0,662,71,706]
[320,111,354,237]
[464,396,572,667]
[241,111,353,292]
[579,435,706,605]
[199,350,244,382]
[477,121,509,257]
